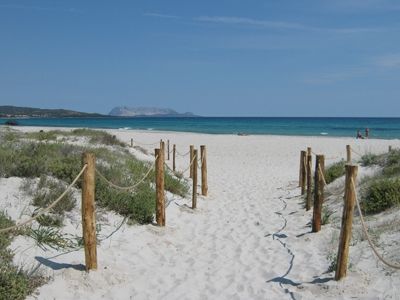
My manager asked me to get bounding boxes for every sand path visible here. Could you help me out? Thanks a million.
[14,129,398,299]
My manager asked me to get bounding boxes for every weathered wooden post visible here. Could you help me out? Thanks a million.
[306,147,312,210]
[82,152,98,271]
[130,138,133,148]
[155,148,165,226]
[173,144,176,172]
[160,140,165,158]
[167,140,170,161]
[189,145,194,178]
[299,151,304,187]
[192,149,198,209]
[312,155,325,233]
[335,164,358,281]
[389,145,392,152]
[346,145,351,163]
[300,150,307,195]
[200,145,208,196]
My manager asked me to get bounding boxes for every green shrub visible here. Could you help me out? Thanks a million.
[360,153,381,167]
[95,175,155,224]
[36,214,63,227]
[0,212,45,300]
[26,131,58,141]
[165,172,189,197]
[72,129,126,147]
[324,160,346,184]
[0,266,31,300]
[363,178,400,214]
[0,131,188,224]
[0,212,14,253]
[33,176,76,215]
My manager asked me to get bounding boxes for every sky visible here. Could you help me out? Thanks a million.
[0,0,400,117]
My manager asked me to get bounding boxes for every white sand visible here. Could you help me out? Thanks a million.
[2,127,400,299]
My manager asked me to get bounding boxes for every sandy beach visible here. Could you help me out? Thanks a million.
[2,127,400,300]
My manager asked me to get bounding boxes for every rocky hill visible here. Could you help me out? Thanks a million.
[109,106,195,117]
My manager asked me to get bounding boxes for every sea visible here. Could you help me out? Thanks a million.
[1,117,400,139]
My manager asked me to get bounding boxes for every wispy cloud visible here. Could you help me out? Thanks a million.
[374,54,400,68]
[194,16,307,30]
[0,4,81,14]
[143,12,180,19]
[195,15,382,34]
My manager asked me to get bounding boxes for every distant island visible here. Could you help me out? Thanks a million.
[109,106,196,117]
[0,105,198,119]
[0,106,103,118]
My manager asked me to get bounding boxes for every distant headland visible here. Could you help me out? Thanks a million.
[0,105,198,118]
[0,105,103,118]
[108,106,197,117]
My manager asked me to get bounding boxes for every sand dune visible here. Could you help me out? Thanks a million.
[2,127,399,299]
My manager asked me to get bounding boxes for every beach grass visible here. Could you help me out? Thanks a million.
[0,128,190,298]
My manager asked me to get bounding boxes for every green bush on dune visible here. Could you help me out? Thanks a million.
[0,128,190,298]
[324,160,346,184]
[0,212,45,300]
[0,128,188,224]
[362,178,400,214]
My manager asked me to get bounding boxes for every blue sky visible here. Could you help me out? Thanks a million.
[0,0,399,116]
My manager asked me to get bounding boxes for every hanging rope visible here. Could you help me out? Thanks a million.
[180,155,197,175]
[96,156,157,191]
[0,165,88,234]
[318,164,327,186]
[176,150,190,157]
[351,178,400,270]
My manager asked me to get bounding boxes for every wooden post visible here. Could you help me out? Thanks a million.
[130,138,133,148]
[189,145,194,178]
[167,140,170,161]
[192,149,198,209]
[346,145,351,163]
[389,145,392,152]
[312,155,325,233]
[155,149,165,226]
[173,144,176,172]
[335,164,358,281]
[299,151,305,187]
[82,152,97,271]
[200,145,208,196]
[306,147,312,210]
[300,150,306,195]
[160,140,165,157]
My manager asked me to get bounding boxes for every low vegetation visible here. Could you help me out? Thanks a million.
[0,212,46,300]
[324,160,346,184]
[0,128,190,297]
[359,149,400,214]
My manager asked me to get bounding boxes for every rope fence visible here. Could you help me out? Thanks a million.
[96,157,157,191]
[0,165,87,234]
[351,178,400,270]
[299,145,400,281]
[0,140,209,272]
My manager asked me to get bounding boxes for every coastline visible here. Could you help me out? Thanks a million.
[2,115,400,139]
[1,126,399,299]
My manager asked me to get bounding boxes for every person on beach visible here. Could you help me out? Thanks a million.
[365,128,369,138]
[356,130,364,139]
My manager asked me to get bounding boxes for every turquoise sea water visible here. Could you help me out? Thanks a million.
[1,117,400,139]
